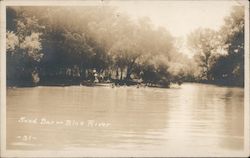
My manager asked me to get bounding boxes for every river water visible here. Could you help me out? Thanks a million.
[6,83,244,156]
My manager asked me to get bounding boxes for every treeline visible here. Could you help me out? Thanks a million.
[6,6,191,87]
[6,6,244,87]
[187,6,244,87]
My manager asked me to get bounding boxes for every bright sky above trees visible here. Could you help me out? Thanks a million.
[114,1,240,37]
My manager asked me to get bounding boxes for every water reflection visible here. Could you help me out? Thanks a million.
[7,83,244,153]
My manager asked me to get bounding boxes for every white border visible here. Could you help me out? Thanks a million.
[244,0,250,155]
[0,0,7,157]
[0,0,249,157]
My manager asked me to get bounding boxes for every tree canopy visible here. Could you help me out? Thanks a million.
[6,6,245,87]
[187,6,244,86]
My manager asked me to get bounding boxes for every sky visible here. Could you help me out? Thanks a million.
[106,0,242,57]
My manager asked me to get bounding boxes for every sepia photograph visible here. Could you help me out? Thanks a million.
[1,0,249,157]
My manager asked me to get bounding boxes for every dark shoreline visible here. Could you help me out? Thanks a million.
[7,81,244,88]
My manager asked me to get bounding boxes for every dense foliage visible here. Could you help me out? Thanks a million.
[6,6,244,87]
[187,6,244,86]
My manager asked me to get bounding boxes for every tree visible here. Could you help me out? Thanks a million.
[6,7,44,86]
[211,6,244,86]
[187,28,220,80]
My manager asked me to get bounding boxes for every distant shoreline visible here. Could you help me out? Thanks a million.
[6,81,244,89]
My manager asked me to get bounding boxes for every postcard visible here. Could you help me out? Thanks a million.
[0,0,249,157]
